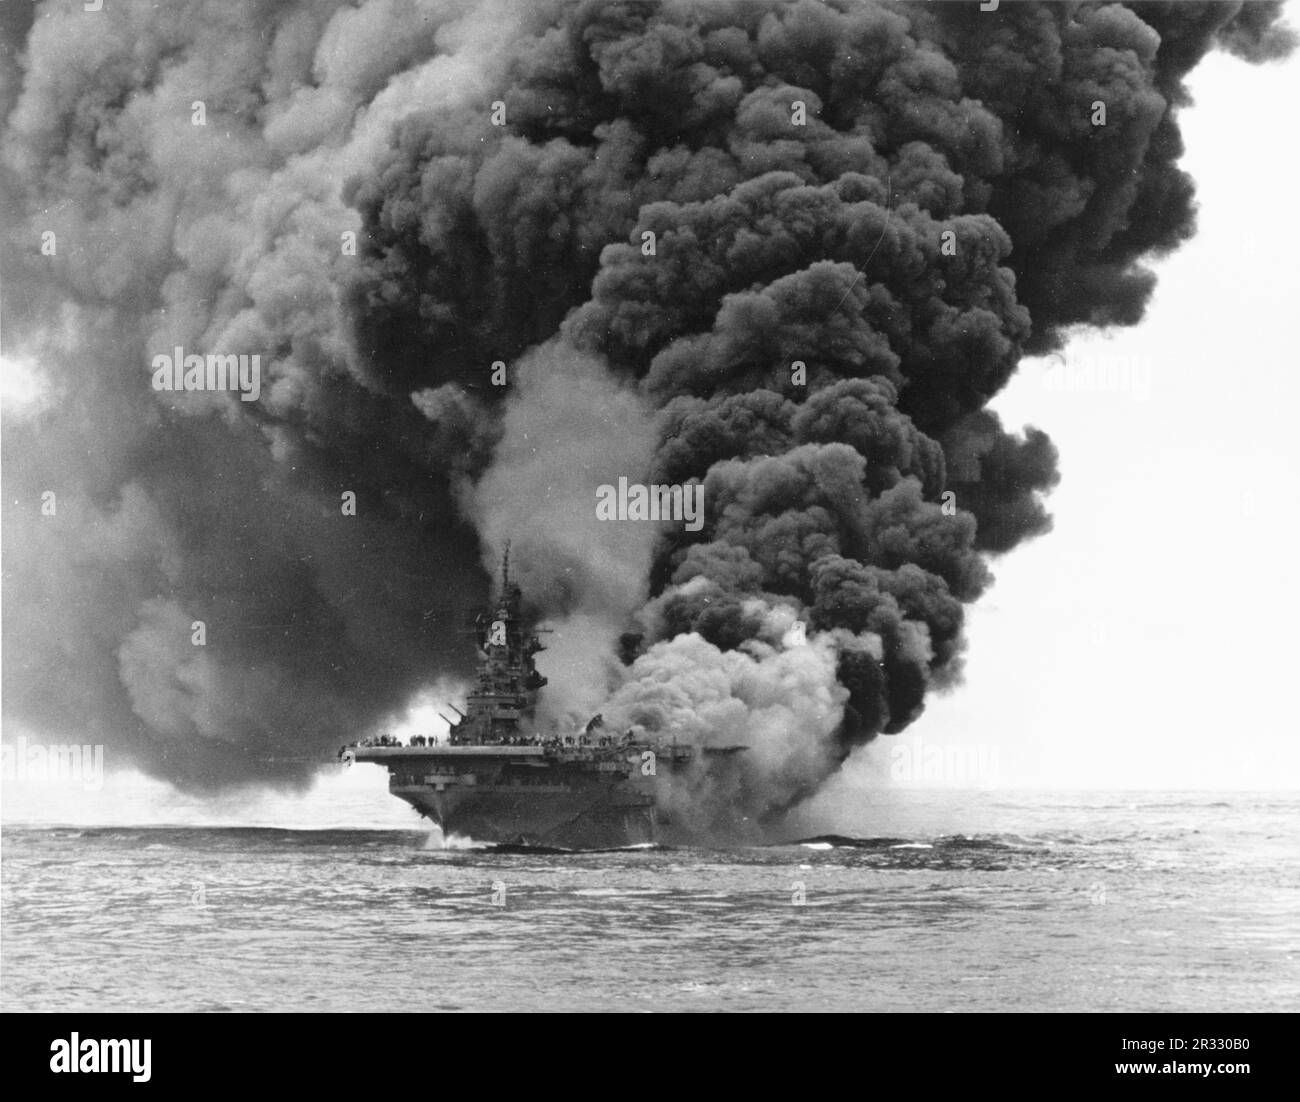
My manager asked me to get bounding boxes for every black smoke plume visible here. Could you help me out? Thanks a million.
[1,2,1290,816]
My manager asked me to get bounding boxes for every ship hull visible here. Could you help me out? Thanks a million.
[394,783,657,849]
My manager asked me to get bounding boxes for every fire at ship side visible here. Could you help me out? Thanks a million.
[343,546,740,848]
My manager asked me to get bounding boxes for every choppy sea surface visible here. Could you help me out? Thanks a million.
[2,789,1296,1012]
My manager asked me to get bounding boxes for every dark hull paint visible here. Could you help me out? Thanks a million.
[395,784,658,848]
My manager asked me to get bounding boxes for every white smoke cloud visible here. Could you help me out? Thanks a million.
[469,341,661,727]
[602,621,850,829]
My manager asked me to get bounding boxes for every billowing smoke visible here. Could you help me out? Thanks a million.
[1,2,1290,820]
[1,0,527,785]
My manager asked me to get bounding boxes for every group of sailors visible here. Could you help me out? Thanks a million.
[443,735,616,748]
[487,734,621,748]
[346,730,639,751]
[350,734,439,749]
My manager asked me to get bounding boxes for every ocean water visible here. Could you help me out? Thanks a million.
[2,790,1296,1012]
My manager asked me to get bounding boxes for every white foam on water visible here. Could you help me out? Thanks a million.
[423,830,486,850]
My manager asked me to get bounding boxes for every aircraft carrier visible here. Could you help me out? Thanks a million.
[342,547,737,848]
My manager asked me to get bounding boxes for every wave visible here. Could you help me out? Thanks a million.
[485,841,673,855]
[777,832,1054,854]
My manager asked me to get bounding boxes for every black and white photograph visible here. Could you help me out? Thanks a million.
[1,0,1296,1055]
